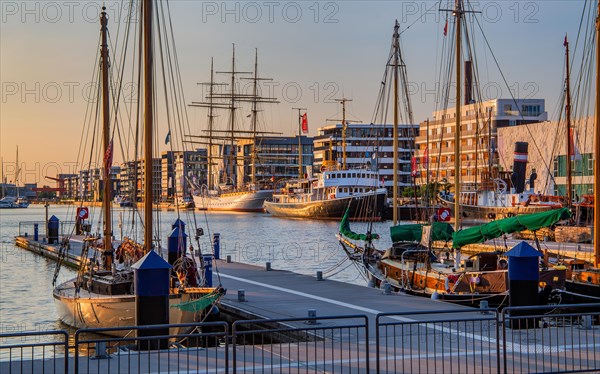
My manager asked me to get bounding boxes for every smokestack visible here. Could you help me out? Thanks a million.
[464,60,473,105]
[512,142,528,194]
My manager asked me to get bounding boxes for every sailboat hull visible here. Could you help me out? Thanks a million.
[193,190,272,212]
[53,281,202,337]
[439,194,556,221]
[264,191,387,220]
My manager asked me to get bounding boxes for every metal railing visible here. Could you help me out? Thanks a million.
[1,305,599,373]
[73,322,229,374]
[376,308,501,374]
[0,330,69,374]
[502,303,600,374]
[232,315,369,373]
[18,220,77,238]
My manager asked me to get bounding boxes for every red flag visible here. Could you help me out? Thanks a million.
[443,19,448,36]
[301,113,308,133]
[422,147,429,169]
[411,156,418,177]
[103,140,113,178]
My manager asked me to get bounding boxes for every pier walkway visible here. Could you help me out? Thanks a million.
[6,235,600,373]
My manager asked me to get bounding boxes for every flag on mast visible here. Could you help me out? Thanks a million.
[411,156,418,177]
[103,140,113,178]
[422,146,429,169]
[301,113,308,133]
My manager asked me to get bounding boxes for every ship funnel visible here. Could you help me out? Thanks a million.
[511,142,528,194]
[464,60,473,105]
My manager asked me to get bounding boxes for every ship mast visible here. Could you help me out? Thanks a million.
[293,108,307,177]
[241,50,278,184]
[337,98,352,171]
[216,45,251,188]
[15,146,20,199]
[453,0,463,231]
[100,7,112,257]
[393,20,400,225]
[207,59,216,189]
[143,0,154,253]
[565,35,573,207]
[594,1,600,268]
[189,59,228,190]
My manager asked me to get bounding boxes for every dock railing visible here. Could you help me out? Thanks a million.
[502,303,600,374]
[18,220,77,239]
[1,304,599,373]
[376,308,501,373]
[232,314,369,372]
[73,321,229,374]
[0,330,69,374]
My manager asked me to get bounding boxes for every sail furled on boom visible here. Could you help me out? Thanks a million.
[390,221,454,243]
[452,208,572,249]
[339,208,379,241]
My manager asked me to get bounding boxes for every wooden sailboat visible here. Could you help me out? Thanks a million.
[53,2,223,336]
[338,11,568,307]
[561,2,600,303]
[189,47,278,212]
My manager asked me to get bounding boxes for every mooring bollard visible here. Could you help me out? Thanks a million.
[480,300,489,314]
[382,281,392,295]
[316,271,323,281]
[132,251,171,350]
[238,289,246,302]
[307,309,317,325]
[213,233,220,260]
[266,262,272,271]
[226,255,232,263]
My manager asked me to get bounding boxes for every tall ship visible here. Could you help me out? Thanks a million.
[190,48,278,212]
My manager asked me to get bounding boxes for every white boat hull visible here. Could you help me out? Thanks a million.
[193,190,272,212]
[53,281,199,336]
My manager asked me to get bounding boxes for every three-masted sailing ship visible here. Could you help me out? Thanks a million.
[53,2,223,335]
[189,47,279,212]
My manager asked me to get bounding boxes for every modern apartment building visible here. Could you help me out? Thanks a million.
[314,123,419,191]
[414,98,547,187]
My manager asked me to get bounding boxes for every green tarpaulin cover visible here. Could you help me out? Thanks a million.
[170,293,221,313]
[390,222,454,243]
[339,209,379,241]
[451,207,571,249]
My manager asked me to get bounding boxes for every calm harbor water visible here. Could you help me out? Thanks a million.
[0,204,397,334]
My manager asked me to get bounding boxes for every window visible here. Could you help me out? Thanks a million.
[522,104,541,116]
[589,157,594,172]
[553,158,559,177]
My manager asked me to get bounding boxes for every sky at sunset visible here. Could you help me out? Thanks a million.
[0,1,589,184]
